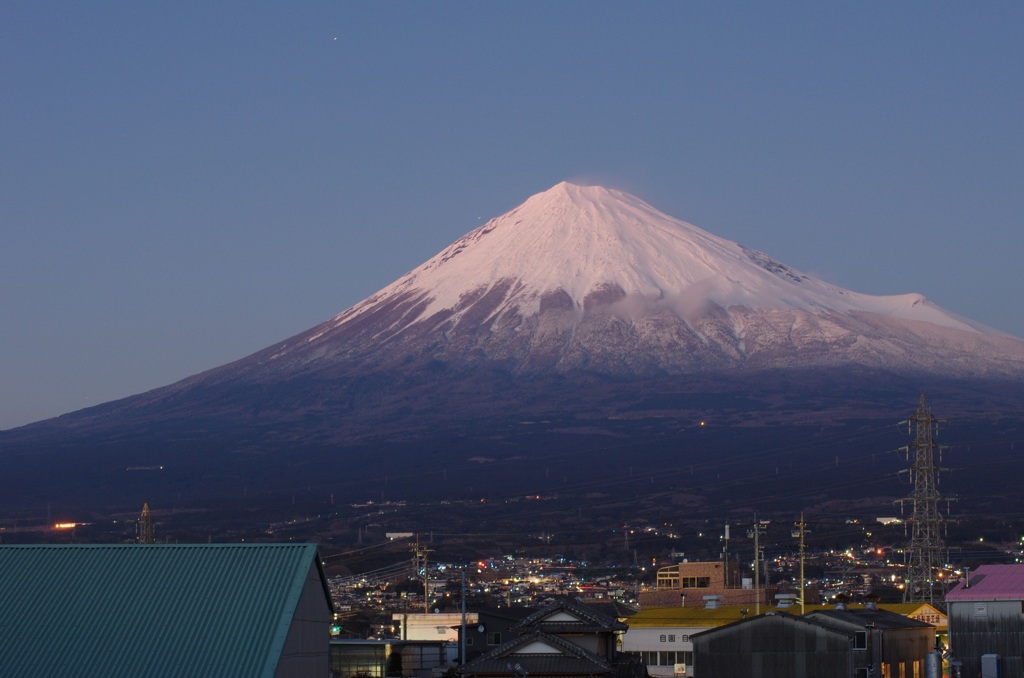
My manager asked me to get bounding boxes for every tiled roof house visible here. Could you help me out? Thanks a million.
[459,598,645,678]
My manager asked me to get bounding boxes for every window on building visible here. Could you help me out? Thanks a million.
[680,577,711,588]
[488,632,502,645]
[854,631,867,650]
[659,635,666,642]
[667,634,676,642]
[855,670,869,678]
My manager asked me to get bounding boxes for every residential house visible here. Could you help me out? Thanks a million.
[458,597,646,678]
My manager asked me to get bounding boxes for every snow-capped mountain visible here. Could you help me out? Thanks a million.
[6,181,1024,512]
[227,181,1023,381]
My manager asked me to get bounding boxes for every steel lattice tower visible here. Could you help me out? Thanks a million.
[900,394,948,604]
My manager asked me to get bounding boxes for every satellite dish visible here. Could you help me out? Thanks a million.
[478,625,485,633]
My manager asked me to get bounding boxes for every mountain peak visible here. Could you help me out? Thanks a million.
[338,182,990,336]
[249,181,1024,383]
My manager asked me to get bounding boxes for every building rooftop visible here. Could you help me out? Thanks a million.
[628,602,943,628]
[0,543,330,677]
[946,564,1024,601]
[808,607,934,630]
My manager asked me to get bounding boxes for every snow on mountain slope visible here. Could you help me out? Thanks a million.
[243,181,1023,379]
[329,182,996,336]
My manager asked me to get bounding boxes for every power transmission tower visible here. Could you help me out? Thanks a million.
[898,394,949,604]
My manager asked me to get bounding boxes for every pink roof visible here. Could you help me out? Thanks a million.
[946,565,1024,601]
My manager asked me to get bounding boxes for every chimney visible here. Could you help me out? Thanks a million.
[835,594,849,611]
[864,595,878,611]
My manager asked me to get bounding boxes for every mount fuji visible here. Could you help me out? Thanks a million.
[4,182,1024,509]
[232,181,1020,379]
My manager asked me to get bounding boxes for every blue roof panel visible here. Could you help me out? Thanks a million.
[0,543,327,677]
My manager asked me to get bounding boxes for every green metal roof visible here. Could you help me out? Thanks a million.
[0,543,329,677]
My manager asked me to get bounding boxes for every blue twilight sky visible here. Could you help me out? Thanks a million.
[2,3,1022,430]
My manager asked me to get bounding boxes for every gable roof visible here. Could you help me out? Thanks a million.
[510,597,627,634]
[0,543,330,677]
[881,602,946,618]
[946,565,1024,601]
[807,607,934,631]
[461,629,613,676]
[690,611,852,641]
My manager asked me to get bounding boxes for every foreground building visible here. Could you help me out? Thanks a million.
[947,564,1024,678]
[691,606,933,678]
[626,601,939,678]
[0,543,332,677]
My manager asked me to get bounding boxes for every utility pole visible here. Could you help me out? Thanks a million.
[722,522,730,587]
[137,502,154,544]
[899,394,949,604]
[792,514,810,614]
[748,517,768,615]
[410,535,433,614]
[460,569,467,666]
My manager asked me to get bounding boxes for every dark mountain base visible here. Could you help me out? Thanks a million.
[2,368,1021,535]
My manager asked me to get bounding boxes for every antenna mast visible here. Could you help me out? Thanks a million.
[899,394,949,604]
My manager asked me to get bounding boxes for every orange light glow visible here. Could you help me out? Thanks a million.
[53,522,79,530]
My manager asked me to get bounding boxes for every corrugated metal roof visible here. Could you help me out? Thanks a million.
[808,608,934,630]
[0,543,327,677]
[628,603,939,627]
[947,564,1024,600]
